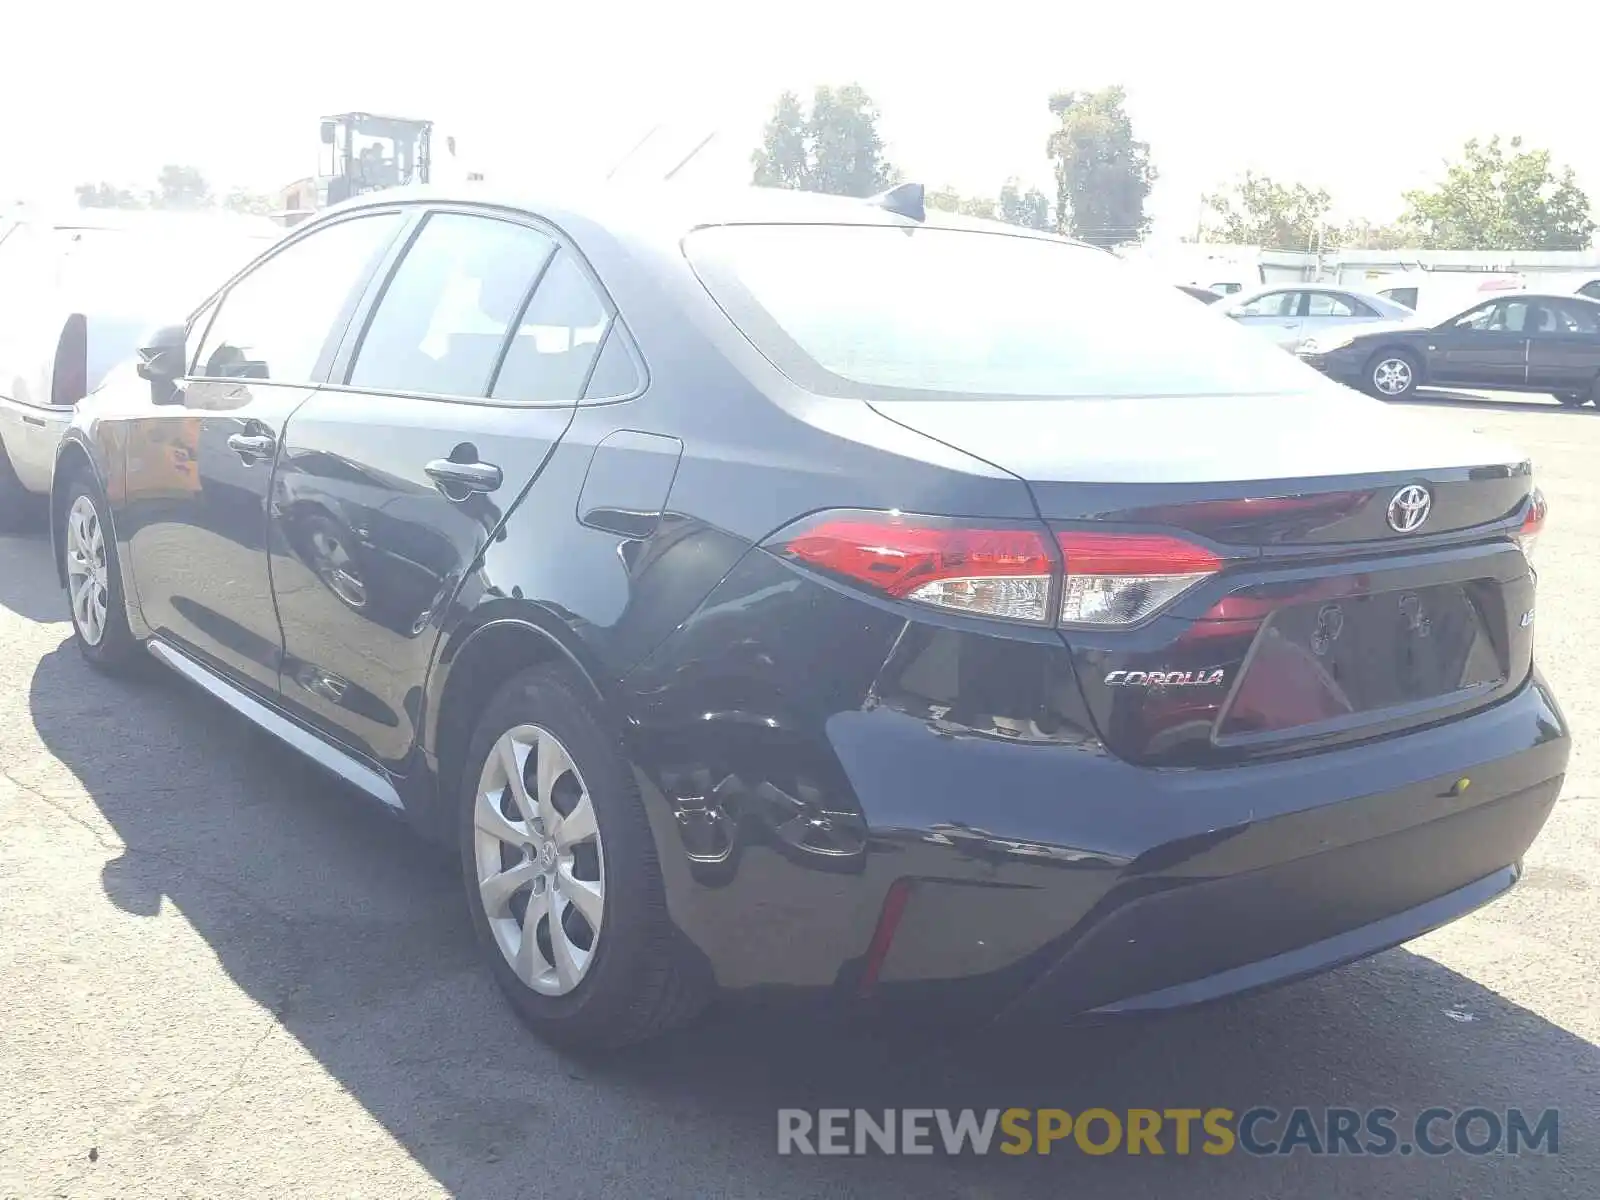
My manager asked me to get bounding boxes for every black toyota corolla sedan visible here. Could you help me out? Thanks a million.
[1297,290,1600,405]
[52,183,1568,1047]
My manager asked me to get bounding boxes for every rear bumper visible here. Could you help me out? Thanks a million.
[639,669,1568,1017]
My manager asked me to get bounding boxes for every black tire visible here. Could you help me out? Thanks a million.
[59,471,143,673]
[0,436,34,533]
[1365,348,1419,400]
[1553,392,1587,408]
[458,663,705,1048]
[1590,373,1600,407]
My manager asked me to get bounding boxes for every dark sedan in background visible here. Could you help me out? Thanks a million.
[1298,291,1600,405]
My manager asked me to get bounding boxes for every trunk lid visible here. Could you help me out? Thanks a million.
[872,391,1537,766]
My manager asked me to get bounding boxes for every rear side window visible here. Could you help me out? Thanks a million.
[490,249,616,403]
[1579,281,1600,301]
[349,212,557,397]
[1379,287,1418,310]
[1306,292,1358,317]
[193,213,400,382]
[687,225,1317,399]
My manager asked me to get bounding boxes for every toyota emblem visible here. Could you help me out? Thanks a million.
[1386,484,1432,533]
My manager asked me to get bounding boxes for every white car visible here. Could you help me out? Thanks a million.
[0,209,279,528]
[1219,284,1415,350]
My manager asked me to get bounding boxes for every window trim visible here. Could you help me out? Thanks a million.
[325,202,648,410]
[185,208,408,385]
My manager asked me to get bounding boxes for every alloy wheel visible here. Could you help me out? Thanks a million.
[1372,357,1413,396]
[65,495,109,647]
[472,723,606,996]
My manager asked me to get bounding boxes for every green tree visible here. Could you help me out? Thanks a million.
[1202,172,1335,251]
[74,181,144,209]
[153,164,211,210]
[222,188,277,216]
[998,179,1051,231]
[750,90,811,190]
[750,84,898,198]
[1340,219,1412,251]
[926,185,996,219]
[1399,136,1595,250]
[1045,86,1155,247]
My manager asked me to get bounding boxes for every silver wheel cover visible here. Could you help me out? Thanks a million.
[64,495,110,647]
[1373,357,1413,395]
[472,724,606,996]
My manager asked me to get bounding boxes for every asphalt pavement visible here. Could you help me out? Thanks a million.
[1,390,1596,1198]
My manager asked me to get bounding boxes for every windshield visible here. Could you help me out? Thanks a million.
[686,224,1320,399]
[54,226,276,317]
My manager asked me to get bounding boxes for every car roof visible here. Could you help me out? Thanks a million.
[321,182,1090,252]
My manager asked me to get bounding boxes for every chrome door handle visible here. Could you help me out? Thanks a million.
[425,458,503,495]
[227,432,276,462]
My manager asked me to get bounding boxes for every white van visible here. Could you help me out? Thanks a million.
[1367,271,1524,319]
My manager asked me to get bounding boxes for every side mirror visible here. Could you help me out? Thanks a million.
[320,120,337,145]
[136,324,187,405]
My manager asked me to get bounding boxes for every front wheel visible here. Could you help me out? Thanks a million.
[1367,350,1419,399]
[1553,392,1588,408]
[60,476,142,672]
[459,663,705,1048]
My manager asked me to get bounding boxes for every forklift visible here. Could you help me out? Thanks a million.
[317,112,435,206]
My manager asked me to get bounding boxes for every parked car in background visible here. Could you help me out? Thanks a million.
[0,209,279,527]
[52,185,1565,1048]
[1218,284,1413,350]
[1566,276,1600,302]
[1297,291,1600,404]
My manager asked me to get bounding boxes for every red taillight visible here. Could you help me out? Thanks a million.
[771,512,1228,628]
[1056,530,1223,626]
[1515,489,1546,563]
[774,513,1055,622]
[51,314,89,407]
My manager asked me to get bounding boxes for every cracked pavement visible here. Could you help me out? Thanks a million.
[0,391,1596,1198]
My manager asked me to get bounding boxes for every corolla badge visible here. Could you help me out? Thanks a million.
[1104,669,1228,688]
[1386,484,1432,533]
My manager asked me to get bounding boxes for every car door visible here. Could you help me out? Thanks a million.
[119,210,404,695]
[1229,290,1304,348]
[1423,298,1531,389]
[1526,299,1600,394]
[268,206,623,771]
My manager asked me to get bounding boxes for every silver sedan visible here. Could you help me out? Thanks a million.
[1218,285,1415,350]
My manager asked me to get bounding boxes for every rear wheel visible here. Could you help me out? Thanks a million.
[60,476,142,672]
[459,663,704,1048]
[1553,392,1588,408]
[1367,350,1419,399]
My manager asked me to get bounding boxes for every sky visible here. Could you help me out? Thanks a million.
[4,3,1596,242]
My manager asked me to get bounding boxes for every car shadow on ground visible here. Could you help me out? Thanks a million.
[1404,389,1597,414]
[15,541,1598,1197]
[0,527,65,623]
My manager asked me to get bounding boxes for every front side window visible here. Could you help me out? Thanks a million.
[348,212,557,397]
[193,213,400,382]
[1235,291,1296,318]
[688,224,1318,399]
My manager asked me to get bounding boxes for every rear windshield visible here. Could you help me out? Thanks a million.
[686,224,1321,400]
